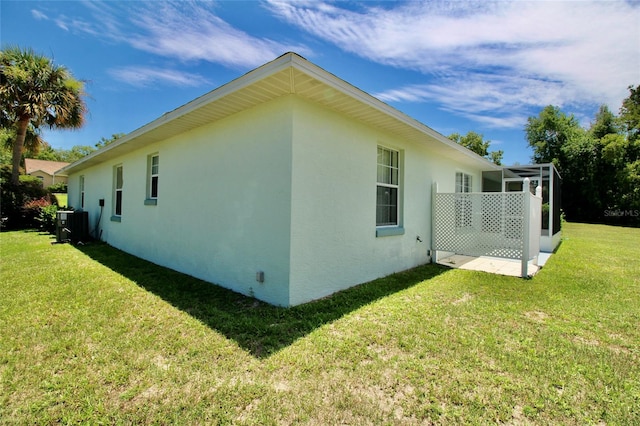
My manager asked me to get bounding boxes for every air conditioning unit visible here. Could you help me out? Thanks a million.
[56,210,89,244]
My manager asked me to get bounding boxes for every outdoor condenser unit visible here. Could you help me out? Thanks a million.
[55,210,89,243]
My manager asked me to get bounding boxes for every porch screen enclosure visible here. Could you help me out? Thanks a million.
[432,179,542,277]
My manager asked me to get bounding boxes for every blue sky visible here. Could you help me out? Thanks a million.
[2,0,639,165]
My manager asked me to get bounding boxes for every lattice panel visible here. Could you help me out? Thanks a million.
[433,192,527,259]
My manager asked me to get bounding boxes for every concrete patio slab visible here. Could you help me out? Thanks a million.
[437,254,541,277]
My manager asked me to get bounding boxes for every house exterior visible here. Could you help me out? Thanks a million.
[59,52,500,307]
[24,159,69,187]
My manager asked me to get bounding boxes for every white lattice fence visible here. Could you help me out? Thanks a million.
[433,192,527,260]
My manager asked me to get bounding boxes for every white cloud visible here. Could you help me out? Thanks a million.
[108,66,211,88]
[31,9,48,20]
[375,73,576,128]
[125,1,307,68]
[55,1,308,69]
[267,0,640,128]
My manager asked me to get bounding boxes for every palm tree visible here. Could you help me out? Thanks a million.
[0,46,87,184]
[2,124,45,158]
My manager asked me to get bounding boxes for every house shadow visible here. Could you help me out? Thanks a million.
[77,242,446,359]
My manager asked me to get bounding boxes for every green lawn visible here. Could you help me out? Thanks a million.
[51,193,67,208]
[1,223,638,424]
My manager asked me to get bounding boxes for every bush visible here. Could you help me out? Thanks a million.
[47,181,68,193]
[1,165,50,230]
[37,204,59,233]
[22,197,53,229]
[18,174,48,199]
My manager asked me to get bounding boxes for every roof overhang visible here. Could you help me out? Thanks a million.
[59,52,498,175]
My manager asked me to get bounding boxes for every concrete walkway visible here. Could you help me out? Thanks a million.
[437,254,549,277]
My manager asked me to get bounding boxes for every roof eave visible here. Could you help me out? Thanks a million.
[288,55,497,170]
[61,52,498,175]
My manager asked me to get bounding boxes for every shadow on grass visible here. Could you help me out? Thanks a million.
[77,242,446,358]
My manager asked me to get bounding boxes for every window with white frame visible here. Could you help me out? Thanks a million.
[147,153,159,200]
[455,172,473,193]
[376,146,400,227]
[79,175,85,209]
[114,165,123,217]
[455,172,473,228]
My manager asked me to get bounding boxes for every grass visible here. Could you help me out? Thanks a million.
[1,222,639,424]
[51,193,67,208]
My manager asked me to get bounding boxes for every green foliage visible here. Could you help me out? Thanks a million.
[0,45,87,184]
[526,87,640,225]
[1,123,45,154]
[95,133,125,149]
[47,181,68,193]
[448,131,503,165]
[620,84,640,142]
[449,131,490,156]
[36,203,59,233]
[0,128,13,164]
[21,197,53,229]
[0,133,125,166]
[18,174,43,187]
[488,149,503,166]
[590,105,621,139]
[0,46,87,129]
[0,164,49,229]
[31,141,59,161]
[525,105,585,167]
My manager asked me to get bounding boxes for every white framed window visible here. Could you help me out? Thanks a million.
[79,175,85,209]
[114,165,123,217]
[376,146,400,227]
[146,153,159,202]
[455,172,473,193]
[455,172,473,228]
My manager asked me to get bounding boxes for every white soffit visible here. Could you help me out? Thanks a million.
[60,53,495,174]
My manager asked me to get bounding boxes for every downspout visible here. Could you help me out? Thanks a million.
[431,182,438,264]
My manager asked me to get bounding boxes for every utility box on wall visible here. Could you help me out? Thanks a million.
[56,210,89,243]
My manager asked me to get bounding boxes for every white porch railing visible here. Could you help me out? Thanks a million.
[432,178,542,277]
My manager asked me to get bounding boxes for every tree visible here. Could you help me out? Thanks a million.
[525,105,585,168]
[448,131,503,165]
[95,133,124,149]
[0,127,11,164]
[526,94,640,225]
[620,84,640,143]
[2,123,45,162]
[589,105,621,140]
[0,46,87,184]
[57,145,95,163]
[488,150,504,166]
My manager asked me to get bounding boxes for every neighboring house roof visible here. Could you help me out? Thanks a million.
[60,52,498,175]
[25,159,70,176]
